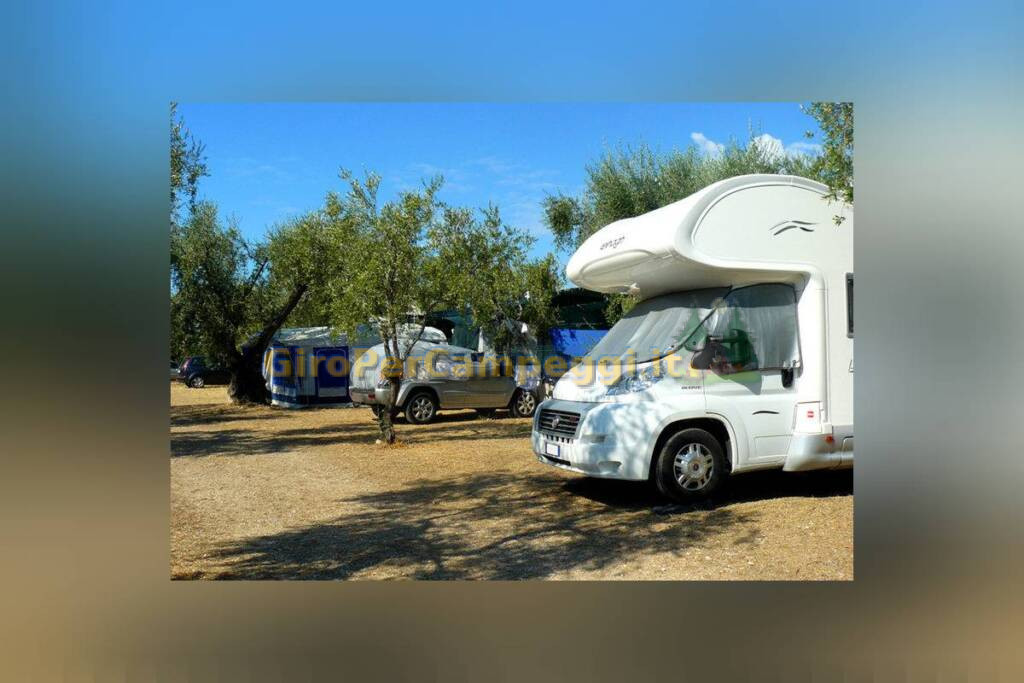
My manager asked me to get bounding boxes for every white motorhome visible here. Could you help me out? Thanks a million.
[531,175,853,501]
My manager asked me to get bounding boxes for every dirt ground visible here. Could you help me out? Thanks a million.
[170,383,853,580]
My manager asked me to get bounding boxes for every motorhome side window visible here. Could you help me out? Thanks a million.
[685,284,801,373]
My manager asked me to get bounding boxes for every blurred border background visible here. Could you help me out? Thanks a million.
[1,0,1021,679]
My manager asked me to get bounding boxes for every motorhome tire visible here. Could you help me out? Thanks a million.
[654,428,726,502]
[404,391,438,424]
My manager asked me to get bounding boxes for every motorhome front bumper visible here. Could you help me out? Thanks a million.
[531,398,655,481]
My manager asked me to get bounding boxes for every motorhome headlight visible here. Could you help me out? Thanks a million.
[607,362,665,395]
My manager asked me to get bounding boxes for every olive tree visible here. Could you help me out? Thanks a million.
[436,204,560,356]
[170,102,208,226]
[170,105,341,402]
[170,204,335,403]
[326,171,453,443]
[327,170,560,443]
[802,102,853,222]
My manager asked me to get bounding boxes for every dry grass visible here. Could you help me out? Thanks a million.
[170,383,853,580]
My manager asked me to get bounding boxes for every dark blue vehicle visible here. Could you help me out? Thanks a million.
[177,356,231,388]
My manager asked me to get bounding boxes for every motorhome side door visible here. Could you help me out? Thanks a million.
[704,369,796,467]
[699,284,801,468]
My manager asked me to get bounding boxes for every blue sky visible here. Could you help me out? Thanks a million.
[179,103,822,261]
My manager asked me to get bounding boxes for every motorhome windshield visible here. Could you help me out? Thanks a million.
[586,288,729,363]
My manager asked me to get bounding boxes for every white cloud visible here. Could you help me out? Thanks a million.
[784,140,823,157]
[691,131,822,161]
[752,133,785,159]
[690,132,724,157]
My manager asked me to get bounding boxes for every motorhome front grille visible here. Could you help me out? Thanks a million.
[537,409,581,437]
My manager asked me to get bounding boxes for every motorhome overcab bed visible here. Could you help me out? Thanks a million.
[531,175,853,502]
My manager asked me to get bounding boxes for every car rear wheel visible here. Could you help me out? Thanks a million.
[189,375,205,388]
[404,392,438,424]
[509,389,537,418]
[653,428,727,502]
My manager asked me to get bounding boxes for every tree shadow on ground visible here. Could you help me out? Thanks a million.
[171,410,532,458]
[170,404,292,428]
[194,468,849,580]
[171,424,385,457]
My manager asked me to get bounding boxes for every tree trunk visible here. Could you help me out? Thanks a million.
[228,352,270,404]
[228,283,308,405]
[374,342,402,444]
[376,389,397,444]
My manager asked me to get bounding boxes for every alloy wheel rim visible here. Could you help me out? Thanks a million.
[673,443,714,491]
[412,397,433,421]
[517,392,535,415]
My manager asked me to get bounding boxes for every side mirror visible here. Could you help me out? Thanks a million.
[690,335,723,370]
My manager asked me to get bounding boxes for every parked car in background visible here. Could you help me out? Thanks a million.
[170,361,180,380]
[178,356,201,376]
[348,341,539,424]
[178,356,231,388]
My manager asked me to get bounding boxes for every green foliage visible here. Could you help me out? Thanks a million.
[434,204,561,354]
[170,102,208,225]
[326,170,560,361]
[520,254,562,345]
[265,211,345,326]
[802,102,854,220]
[603,292,637,325]
[326,170,449,360]
[541,194,585,253]
[169,202,272,364]
[170,200,340,366]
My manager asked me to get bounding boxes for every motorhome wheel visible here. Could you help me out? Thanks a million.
[654,428,726,502]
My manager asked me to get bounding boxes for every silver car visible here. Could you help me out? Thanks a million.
[348,342,538,424]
